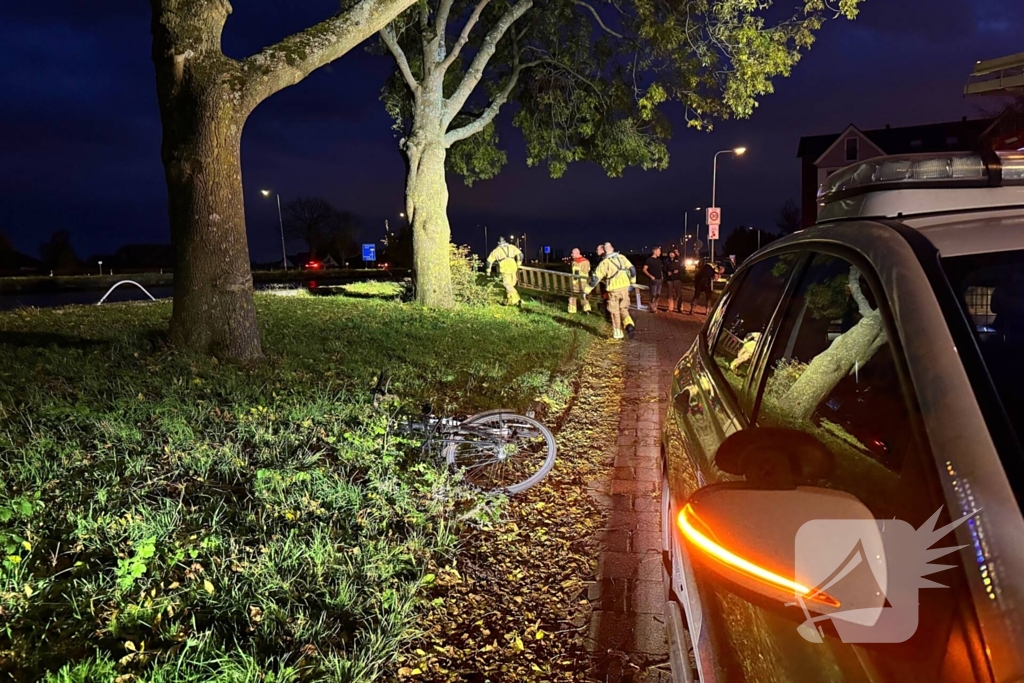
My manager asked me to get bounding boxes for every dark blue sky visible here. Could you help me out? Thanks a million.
[0,0,1021,261]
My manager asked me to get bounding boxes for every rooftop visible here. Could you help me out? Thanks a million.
[797,118,996,160]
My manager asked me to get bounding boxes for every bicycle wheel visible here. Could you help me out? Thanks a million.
[442,412,556,495]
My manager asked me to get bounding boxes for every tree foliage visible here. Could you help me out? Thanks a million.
[379,0,863,185]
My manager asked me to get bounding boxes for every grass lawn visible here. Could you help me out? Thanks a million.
[0,291,592,682]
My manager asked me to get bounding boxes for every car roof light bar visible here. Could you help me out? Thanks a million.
[817,150,1024,205]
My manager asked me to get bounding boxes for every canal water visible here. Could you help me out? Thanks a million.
[0,278,370,311]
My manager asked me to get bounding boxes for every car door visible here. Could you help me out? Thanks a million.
[664,252,800,681]
[673,245,980,682]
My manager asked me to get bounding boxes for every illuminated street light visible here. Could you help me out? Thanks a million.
[683,206,701,263]
[262,189,288,270]
[711,148,747,261]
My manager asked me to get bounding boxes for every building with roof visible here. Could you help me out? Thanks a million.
[796,117,997,227]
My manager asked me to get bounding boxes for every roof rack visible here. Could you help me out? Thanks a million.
[965,52,1024,96]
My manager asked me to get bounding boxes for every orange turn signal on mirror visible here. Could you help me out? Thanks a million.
[677,503,840,608]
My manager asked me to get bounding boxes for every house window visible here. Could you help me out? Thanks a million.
[845,137,858,161]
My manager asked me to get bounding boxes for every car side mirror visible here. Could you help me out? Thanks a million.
[714,427,834,487]
[678,484,887,629]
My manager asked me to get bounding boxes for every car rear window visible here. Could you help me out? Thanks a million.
[940,248,1024,445]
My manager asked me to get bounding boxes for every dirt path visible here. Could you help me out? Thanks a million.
[585,309,703,682]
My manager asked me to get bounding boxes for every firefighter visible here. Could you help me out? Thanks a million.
[568,248,591,313]
[586,242,637,339]
[486,236,523,306]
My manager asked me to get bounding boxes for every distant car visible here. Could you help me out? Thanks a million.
[305,260,322,270]
[661,150,1024,682]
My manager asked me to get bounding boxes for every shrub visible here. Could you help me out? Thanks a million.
[449,244,495,306]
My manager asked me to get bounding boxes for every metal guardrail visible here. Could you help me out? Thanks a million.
[516,265,650,311]
[96,280,158,305]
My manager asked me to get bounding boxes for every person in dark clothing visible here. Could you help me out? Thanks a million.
[643,246,664,312]
[595,243,611,321]
[665,249,685,312]
[688,261,722,314]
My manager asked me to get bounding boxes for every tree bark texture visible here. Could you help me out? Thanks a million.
[150,0,417,359]
[151,1,262,360]
[406,121,455,307]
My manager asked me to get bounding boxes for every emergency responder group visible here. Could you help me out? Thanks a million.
[486,238,722,340]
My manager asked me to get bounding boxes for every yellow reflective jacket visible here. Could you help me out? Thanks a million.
[588,253,636,292]
[571,257,591,278]
[487,244,523,274]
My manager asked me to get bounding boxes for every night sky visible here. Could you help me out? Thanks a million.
[1,0,1021,261]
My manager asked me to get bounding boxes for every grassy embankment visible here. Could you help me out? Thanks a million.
[0,289,593,682]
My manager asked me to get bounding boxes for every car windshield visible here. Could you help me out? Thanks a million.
[940,248,1024,445]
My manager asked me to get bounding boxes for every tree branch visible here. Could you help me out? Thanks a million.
[240,0,417,106]
[847,267,874,318]
[572,0,623,38]
[443,0,533,126]
[445,58,541,146]
[380,25,420,92]
[435,0,457,50]
[439,0,493,72]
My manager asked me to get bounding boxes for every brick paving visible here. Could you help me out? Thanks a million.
[585,307,704,682]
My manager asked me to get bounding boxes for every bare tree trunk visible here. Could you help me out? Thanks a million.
[162,99,262,360]
[151,1,262,360]
[404,76,455,307]
[150,0,417,359]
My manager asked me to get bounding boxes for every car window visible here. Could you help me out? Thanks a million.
[710,255,792,415]
[756,254,910,508]
[940,248,1024,449]
[749,251,969,681]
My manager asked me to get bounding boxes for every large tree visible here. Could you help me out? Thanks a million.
[39,230,80,272]
[149,0,416,360]
[283,196,360,261]
[377,0,862,307]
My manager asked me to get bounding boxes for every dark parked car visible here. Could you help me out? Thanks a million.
[661,151,1024,683]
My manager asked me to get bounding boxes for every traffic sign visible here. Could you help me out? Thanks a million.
[543,245,551,254]
[708,225,720,240]
[706,207,721,226]
[362,243,376,262]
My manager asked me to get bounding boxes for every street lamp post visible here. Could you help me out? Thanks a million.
[710,147,746,262]
[682,206,701,264]
[98,260,103,276]
[262,189,288,270]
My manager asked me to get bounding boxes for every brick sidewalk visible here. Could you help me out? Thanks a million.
[586,309,704,682]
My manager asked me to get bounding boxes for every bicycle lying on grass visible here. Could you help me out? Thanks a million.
[373,372,557,495]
